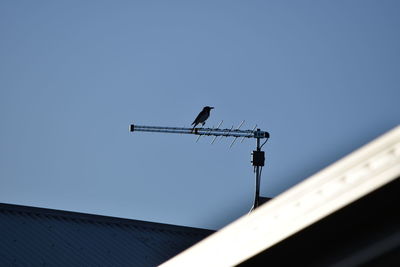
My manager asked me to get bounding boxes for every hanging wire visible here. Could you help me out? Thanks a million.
[260,137,269,149]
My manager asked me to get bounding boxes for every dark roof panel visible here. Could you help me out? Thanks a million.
[0,203,214,267]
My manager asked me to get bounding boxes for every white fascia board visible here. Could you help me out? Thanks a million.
[161,126,400,267]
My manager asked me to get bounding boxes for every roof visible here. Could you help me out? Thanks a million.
[0,203,214,267]
[161,125,400,266]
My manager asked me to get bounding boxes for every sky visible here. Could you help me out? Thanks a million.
[1,1,399,230]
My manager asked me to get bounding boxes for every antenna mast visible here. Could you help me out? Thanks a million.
[129,124,270,210]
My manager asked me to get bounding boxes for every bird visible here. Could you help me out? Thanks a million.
[191,106,214,131]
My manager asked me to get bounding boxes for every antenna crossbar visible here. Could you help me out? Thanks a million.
[130,124,269,139]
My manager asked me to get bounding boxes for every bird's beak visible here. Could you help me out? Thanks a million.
[210,107,214,109]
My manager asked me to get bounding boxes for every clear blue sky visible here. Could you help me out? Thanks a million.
[1,1,399,230]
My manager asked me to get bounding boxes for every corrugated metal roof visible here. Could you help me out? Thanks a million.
[0,203,214,267]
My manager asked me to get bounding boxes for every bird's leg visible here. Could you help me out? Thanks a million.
[202,122,205,126]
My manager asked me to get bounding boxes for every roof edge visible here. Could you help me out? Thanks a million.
[0,202,214,235]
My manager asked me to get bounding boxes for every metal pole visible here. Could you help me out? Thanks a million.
[250,129,267,211]
[254,169,260,209]
[253,137,261,210]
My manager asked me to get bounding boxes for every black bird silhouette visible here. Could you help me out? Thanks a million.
[191,106,214,131]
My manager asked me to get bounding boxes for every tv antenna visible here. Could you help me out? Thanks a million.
[129,122,270,211]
